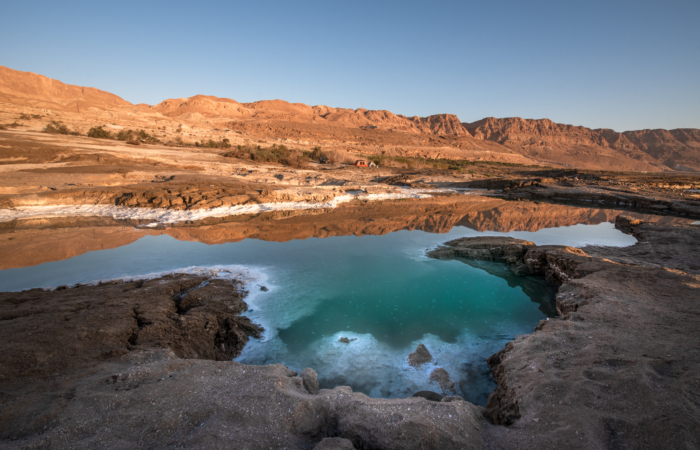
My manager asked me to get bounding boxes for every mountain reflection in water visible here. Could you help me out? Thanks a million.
[0,195,683,270]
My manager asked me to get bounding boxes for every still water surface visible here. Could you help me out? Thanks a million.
[0,222,635,404]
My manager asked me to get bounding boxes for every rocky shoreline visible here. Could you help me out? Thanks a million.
[0,273,486,449]
[1,216,699,449]
[429,216,700,449]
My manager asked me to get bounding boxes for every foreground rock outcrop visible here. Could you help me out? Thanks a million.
[429,216,700,449]
[0,274,485,450]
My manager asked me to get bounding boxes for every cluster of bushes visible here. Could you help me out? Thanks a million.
[19,114,42,120]
[194,138,231,149]
[118,129,159,144]
[87,126,112,139]
[86,126,159,144]
[223,144,306,168]
[360,154,534,171]
[425,158,531,169]
[44,121,80,135]
[302,147,354,165]
[303,146,325,161]
[0,121,23,130]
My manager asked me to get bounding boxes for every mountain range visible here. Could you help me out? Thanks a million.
[1,65,698,172]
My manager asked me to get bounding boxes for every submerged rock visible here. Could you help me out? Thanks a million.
[314,437,356,450]
[412,390,443,402]
[407,343,433,367]
[260,285,269,292]
[301,368,319,395]
[430,368,457,395]
[338,336,356,344]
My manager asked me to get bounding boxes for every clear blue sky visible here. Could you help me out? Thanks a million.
[2,0,698,131]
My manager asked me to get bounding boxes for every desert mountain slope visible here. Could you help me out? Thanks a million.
[622,128,700,171]
[151,94,468,136]
[1,65,699,171]
[465,117,700,171]
[0,66,132,113]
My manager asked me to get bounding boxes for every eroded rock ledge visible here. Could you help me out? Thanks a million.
[428,216,700,449]
[0,274,485,450]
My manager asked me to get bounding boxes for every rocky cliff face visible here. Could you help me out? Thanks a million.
[464,117,609,146]
[464,117,700,171]
[622,128,700,170]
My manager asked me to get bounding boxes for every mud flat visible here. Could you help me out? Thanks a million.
[429,216,700,449]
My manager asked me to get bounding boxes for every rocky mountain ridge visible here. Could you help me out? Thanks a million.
[1,65,698,171]
[465,117,700,171]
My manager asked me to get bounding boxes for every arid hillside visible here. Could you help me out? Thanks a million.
[1,65,698,171]
[0,66,131,113]
[465,117,700,171]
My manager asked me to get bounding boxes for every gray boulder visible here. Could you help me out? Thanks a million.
[301,367,319,394]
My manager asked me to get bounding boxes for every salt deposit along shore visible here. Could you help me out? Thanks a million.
[0,189,443,224]
[1,215,698,449]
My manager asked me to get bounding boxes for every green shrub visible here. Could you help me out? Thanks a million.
[45,121,80,135]
[195,138,230,149]
[19,114,31,120]
[137,129,159,144]
[223,144,303,167]
[87,126,113,139]
[307,146,325,160]
[116,129,135,141]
